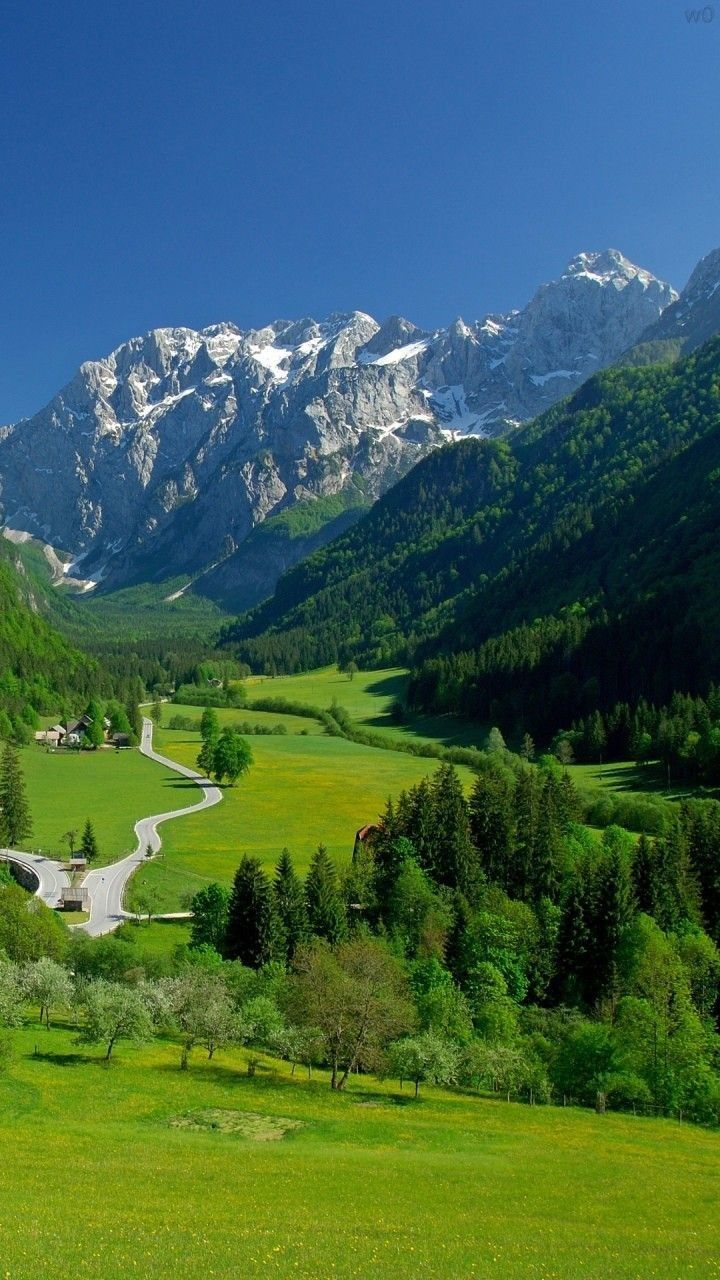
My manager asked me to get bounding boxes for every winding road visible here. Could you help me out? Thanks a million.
[0,849,70,907]
[3,718,222,937]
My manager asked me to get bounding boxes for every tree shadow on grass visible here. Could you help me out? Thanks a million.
[27,1050,106,1068]
[362,673,409,704]
[161,777,199,793]
[351,1088,415,1107]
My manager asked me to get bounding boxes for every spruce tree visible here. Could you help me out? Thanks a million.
[305,845,347,943]
[430,764,479,897]
[468,771,515,889]
[531,790,560,902]
[372,795,415,914]
[512,768,539,900]
[586,710,607,764]
[0,743,31,847]
[80,818,99,864]
[631,834,656,915]
[273,848,308,961]
[398,779,437,874]
[196,737,216,776]
[654,817,702,931]
[553,870,593,1007]
[224,856,278,967]
[591,848,633,1004]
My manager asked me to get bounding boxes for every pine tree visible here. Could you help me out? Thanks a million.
[632,834,656,915]
[553,870,593,1007]
[305,845,347,943]
[468,771,515,889]
[0,742,31,847]
[531,787,560,902]
[80,818,99,864]
[655,816,703,931]
[273,848,308,961]
[430,764,479,897]
[196,738,216,776]
[224,856,278,967]
[512,768,539,900]
[591,848,633,1004]
[398,779,437,874]
[125,698,142,741]
[586,710,607,764]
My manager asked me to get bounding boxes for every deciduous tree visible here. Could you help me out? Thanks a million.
[290,936,414,1090]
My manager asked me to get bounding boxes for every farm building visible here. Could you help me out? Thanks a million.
[60,885,90,912]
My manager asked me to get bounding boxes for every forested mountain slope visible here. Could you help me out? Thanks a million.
[223,337,720,740]
[0,541,103,737]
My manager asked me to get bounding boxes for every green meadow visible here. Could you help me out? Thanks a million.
[245,665,490,748]
[0,1022,717,1280]
[18,744,185,863]
[145,718,474,911]
[169,705,325,735]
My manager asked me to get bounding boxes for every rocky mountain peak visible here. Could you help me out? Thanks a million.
[631,244,720,356]
[0,247,679,609]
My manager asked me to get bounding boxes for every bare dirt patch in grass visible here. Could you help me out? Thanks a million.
[169,1107,304,1140]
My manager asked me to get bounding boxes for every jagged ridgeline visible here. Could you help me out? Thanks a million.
[0,540,103,734]
[0,250,672,612]
[222,335,720,738]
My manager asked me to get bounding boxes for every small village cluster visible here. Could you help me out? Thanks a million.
[34,714,131,750]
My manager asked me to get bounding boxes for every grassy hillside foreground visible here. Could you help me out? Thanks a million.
[0,1023,717,1280]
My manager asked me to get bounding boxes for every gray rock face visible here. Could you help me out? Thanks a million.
[0,249,675,598]
[631,247,720,356]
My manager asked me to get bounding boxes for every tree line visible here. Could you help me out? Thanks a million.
[175,756,720,1121]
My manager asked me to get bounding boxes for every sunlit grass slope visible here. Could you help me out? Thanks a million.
[0,1023,717,1280]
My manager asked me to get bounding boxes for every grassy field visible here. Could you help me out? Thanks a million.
[0,1021,717,1280]
[567,759,699,800]
[245,666,490,748]
[144,721,474,911]
[19,745,188,864]
[167,705,325,735]
[114,918,192,955]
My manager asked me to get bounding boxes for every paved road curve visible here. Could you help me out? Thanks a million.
[81,718,223,936]
[1,849,70,907]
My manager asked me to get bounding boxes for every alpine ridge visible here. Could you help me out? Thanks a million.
[0,249,674,610]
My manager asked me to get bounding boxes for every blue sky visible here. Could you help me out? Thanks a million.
[0,0,718,420]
